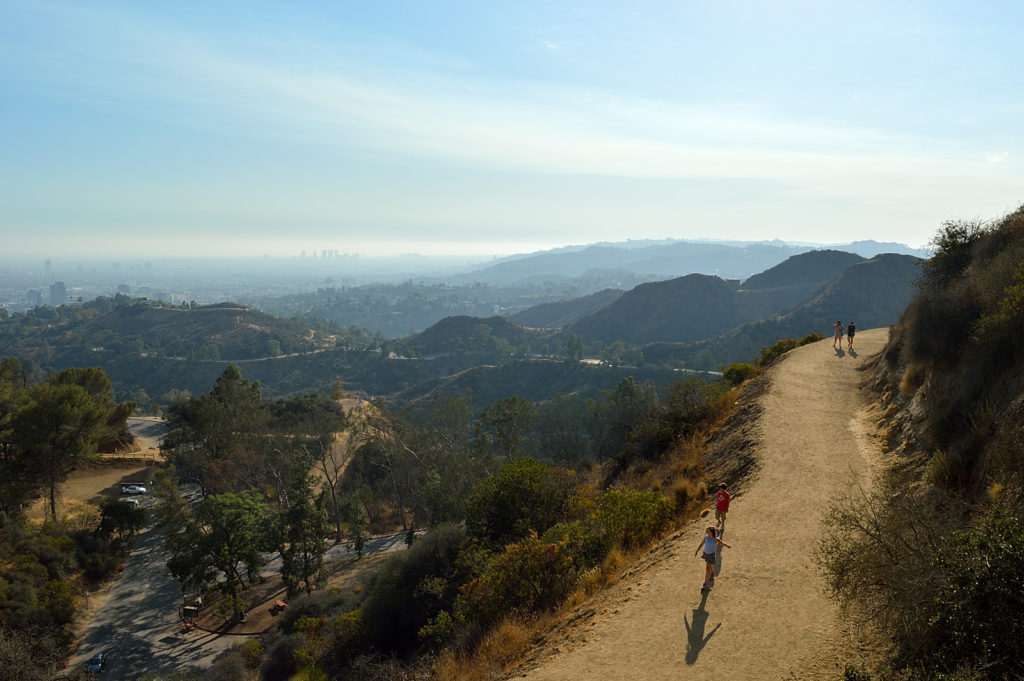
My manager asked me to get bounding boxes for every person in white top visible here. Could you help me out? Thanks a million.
[695,526,731,590]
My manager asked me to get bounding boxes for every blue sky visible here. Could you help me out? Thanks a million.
[1,1,1022,258]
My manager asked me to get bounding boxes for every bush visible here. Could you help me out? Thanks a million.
[461,537,575,621]
[280,589,353,634]
[756,333,824,367]
[466,458,574,546]
[927,508,1024,677]
[540,521,612,571]
[918,219,987,291]
[360,524,469,653]
[722,362,757,385]
[597,488,675,549]
[80,552,121,583]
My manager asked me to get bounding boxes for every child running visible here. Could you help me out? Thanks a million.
[715,483,731,528]
[695,526,731,590]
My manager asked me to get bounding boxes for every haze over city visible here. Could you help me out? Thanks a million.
[2,1,1023,259]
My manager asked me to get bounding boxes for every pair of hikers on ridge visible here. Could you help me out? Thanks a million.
[695,483,731,590]
[833,320,857,350]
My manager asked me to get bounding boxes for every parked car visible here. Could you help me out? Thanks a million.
[121,498,139,506]
[121,485,147,495]
[86,652,105,673]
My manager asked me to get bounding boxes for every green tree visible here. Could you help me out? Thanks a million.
[532,394,593,464]
[593,377,658,462]
[167,491,273,620]
[478,396,536,462]
[276,393,348,530]
[0,358,34,514]
[919,219,987,290]
[466,457,574,547]
[163,365,268,496]
[277,451,329,597]
[927,508,1024,677]
[565,334,583,363]
[97,496,149,547]
[11,381,112,521]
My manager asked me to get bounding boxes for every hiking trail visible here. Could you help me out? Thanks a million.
[518,328,887,681]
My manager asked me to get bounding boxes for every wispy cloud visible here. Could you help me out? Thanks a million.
[5,1,1022,253]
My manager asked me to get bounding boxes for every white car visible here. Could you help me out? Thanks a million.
[121,498,140,506]
[121,485,147,495]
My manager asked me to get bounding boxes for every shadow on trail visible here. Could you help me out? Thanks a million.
[684,588,719,664]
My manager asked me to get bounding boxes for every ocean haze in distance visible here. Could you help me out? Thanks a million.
[2,2,1023,259]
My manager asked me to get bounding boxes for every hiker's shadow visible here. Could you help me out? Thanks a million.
[684,588,720,664]
[835,346,845,357]
[849,348,858,358]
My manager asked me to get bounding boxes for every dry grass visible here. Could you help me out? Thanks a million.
[432,616,539,681]
[899,363,927,396]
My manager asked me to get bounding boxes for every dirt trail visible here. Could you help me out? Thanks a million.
[521,328,888,681]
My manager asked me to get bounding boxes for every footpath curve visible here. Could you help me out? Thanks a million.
[520,328,888,681]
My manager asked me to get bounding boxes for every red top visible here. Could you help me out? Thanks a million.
[715,489,730,511]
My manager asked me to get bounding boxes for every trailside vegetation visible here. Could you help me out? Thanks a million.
[818,206,1024,681]
[0,360,139,678]
[141,358,739,681]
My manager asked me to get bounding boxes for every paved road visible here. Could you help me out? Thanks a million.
[71,486,409,680]
[71,489,242,680]
[125,417,168,451]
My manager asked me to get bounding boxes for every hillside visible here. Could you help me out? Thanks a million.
[518,328,890,680]
[75,302,318,359]
[0,251,923,409]
[644,253,921,367]
[460,239,926,286]
[396,315,550,358]
[508,288,624,329]
[386,359,695,409]
[567,274,749,345]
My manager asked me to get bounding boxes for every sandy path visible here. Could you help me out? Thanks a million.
[522,328,887,681]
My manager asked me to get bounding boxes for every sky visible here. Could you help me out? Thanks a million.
[1,1,1022,259]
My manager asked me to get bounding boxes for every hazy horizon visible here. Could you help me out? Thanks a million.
[3,2,1022,259]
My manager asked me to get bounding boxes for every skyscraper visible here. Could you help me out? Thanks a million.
[49,281,66,306]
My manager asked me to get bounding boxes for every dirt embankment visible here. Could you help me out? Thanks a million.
[514,328,889,681]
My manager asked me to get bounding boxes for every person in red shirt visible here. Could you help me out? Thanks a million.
[715,483,731,528]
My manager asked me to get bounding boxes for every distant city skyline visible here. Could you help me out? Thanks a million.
[2,1,1022,258]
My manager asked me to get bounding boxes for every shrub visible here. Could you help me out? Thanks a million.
[722,362,757,385]
[816,482,955,660]
[540,521,612,571]
[927,508,1024,678]
[597,488,675,549]
[465,458,574,547]
[80,552,121,583]
[360,524,469,653]
[280,588,353,634]
[462,537,575,621]
[918,219,987,291]
[756,333,824,367]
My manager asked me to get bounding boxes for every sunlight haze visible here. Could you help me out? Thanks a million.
[2,1,1022,258]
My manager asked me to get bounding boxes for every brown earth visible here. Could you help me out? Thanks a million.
[514,328,889,681]
[25,460,155,524]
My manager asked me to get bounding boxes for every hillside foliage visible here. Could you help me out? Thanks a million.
[819,206,1024,681]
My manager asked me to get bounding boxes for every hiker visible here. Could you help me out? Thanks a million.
[847,321,856,350]
[715,483,731,528]
[695,526,731,590]
[833,320,843,349]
